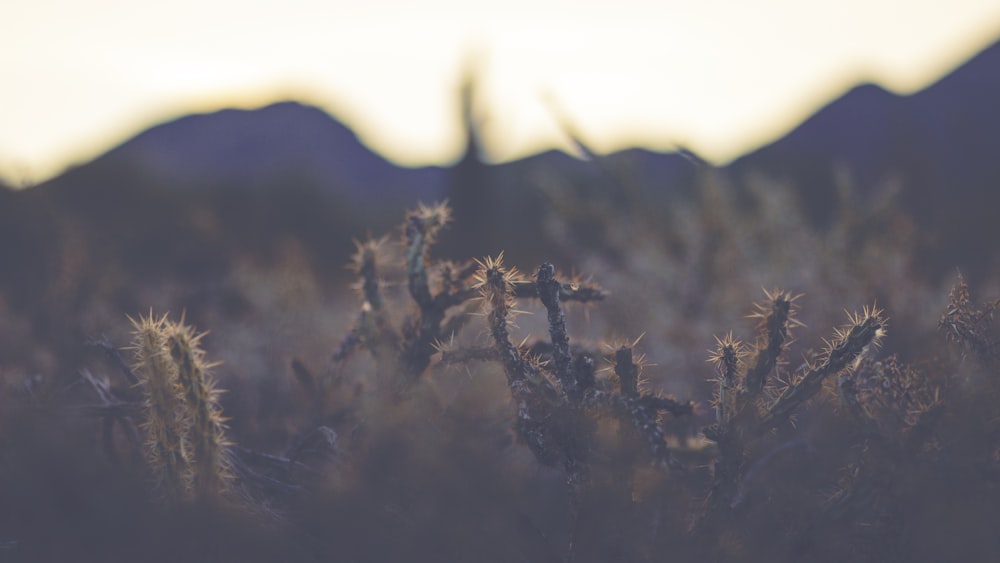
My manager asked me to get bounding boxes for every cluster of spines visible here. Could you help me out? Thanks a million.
[708,332,745,427]
[332,202,607,404]
[333,201,493,393]
[837,354,942,441]
[700,291,886,532]
[744,289,800,395]
[130,313,191,502]
[605,343,690,471]
[474,254,692,472]
[939,271,999,366]
[344,235,400,380]
[704,290,800,439]
[474,254,565,466]
[473,254,696,559]
[164,319,233,499]
[759,304,886,431]
[129,312,233,503]
[349,235,389,313]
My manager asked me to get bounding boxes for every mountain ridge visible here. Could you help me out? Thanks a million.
[2,35,998,312]
[728,37,1000,272]
[28,35,1000,211]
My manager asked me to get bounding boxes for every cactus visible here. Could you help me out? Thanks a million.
[19,199,1000,562]
[939,271,1000,366]
[698,292,886,537]
[471,254,697,558]
[129,312,233,503]
[164,318,233,499]
[129,312,192,503]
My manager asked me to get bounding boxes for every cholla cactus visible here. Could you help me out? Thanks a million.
[472,254,696,559]
[332,201,482,395]
[129,312,233,503]
[939,271,1000,366]
[700,292,886,533]
[164,318,233,499]
[318,202,910,560]
[129,313,191,502]
[474,254,568,467]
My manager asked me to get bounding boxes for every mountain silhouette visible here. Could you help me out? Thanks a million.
[729,37,1000,277]
[68,100,450,204]
[33,38,998,246]
[2,35,999,320]
[43,85,694,260]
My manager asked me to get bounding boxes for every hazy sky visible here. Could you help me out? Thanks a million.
[3,0,1000,185]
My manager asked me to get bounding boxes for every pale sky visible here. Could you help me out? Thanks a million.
[3,0,1000,185]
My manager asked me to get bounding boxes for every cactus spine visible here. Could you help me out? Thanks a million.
[130,312,233,503]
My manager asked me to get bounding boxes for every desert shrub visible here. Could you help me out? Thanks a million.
[2,200,999,562]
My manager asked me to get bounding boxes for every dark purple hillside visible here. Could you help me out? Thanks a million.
[730,38,1000,278]
[89,101,449,203]
[4,34,999,319]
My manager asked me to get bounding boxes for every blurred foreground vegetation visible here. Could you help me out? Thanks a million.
[0,165,998,562]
